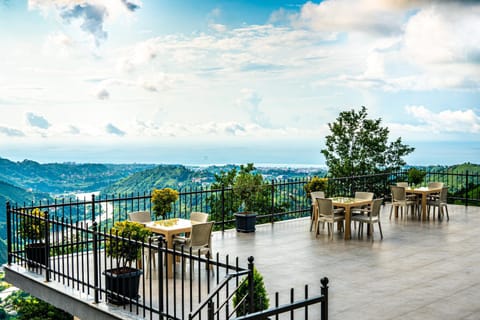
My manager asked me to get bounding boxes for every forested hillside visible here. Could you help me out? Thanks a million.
[100,165,209,194]
[100,164,327,195]
[0,180,52,238]
[0,157,156,194]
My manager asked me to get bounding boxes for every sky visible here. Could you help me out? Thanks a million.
[0,0,479,166]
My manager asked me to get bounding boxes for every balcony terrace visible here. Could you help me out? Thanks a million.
[4,170,480,319]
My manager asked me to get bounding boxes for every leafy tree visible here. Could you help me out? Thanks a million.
[321,106,414,177]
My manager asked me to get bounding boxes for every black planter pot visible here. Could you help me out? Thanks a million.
[103,267,143,305]
[234,212,257,233]
[25,243,47,267]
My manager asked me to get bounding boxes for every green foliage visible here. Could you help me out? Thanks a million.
[2,291,73,320]
[321,106,414,177]
[233,164,266,212]
[211,164,271,213]
[207,163,282,228]
[19,208,46,242]
[304,176,328,196]
[233,267,269,316]
[101,164,203,194]
[407,168,427,186]
[151,188,179,218]
[106,221,152,269]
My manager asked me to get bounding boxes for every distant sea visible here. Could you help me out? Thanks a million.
[0,140,478,167]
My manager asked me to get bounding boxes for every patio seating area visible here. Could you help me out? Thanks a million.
[211,203,480,320]
[5,169,480,319]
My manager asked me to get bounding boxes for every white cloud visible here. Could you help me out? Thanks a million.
[209,23,227,33]
[403,4,480,66]
[406,105,480,134]
[293,0,405,36]
[43,32,73,57]
[29,0,141,48]
[235,89,272,128]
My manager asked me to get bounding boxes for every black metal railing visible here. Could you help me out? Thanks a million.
[7,202,246,318]
[9,169,478,235]
[7,202,330,320]
[190,256,329,320]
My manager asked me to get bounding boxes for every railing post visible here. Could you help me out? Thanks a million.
[248,256,255,314]
[221,185,225,232]
[321,277,329,320]
[207,300,214,320]
[159,238,164,319]
[6,202,12,265]
[91,194,96,223]
[465,170,469,207]
[270,179,275,224]
[92,221,99,303]
[44,210,50,282]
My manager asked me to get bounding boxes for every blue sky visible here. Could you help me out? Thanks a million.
[0,0,479,165]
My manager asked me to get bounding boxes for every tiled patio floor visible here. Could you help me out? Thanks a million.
[211,204,480,320]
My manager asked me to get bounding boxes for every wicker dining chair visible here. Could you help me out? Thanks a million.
[351,198,383,241]
[310,191,325,232]
[316,198,345,239]
[389,186,418,219]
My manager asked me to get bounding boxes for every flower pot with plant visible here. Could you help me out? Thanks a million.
[151,188,179,219]
[303,176,328,198]
[233,164,265,232]
[407,168,427,187]
[104,220,152,304]
[19,208,47,267]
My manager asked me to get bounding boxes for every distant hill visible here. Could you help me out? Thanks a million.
[100,164,327,195]
[100,164,208,194]
[0,157,156,194]
[0,180,51,216]
[0,180,52,252]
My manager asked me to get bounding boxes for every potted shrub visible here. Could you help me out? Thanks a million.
[19,208,47,266]
[233,164,265,233]
[407,168,427,187]
[303,176,328,198]
[104,221,151,304]
[151,188,179,219]
[233,267,269,317]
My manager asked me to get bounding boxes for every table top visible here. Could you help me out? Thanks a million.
[330,197,372,205]
[405,187,442,193]
[145,218,192,233]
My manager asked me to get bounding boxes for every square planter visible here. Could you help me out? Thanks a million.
[234,212,257,233]
[103,267,143,305]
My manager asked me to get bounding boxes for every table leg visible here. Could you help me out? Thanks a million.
[421,194,427,221]
[344,208,351,240]
[312,205,319,234]
[166,236,174,278]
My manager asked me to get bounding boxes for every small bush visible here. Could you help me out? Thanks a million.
[233,267,269,316]
[407,168,426,186]
[304,176,328,196]
[151,188,179,218]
